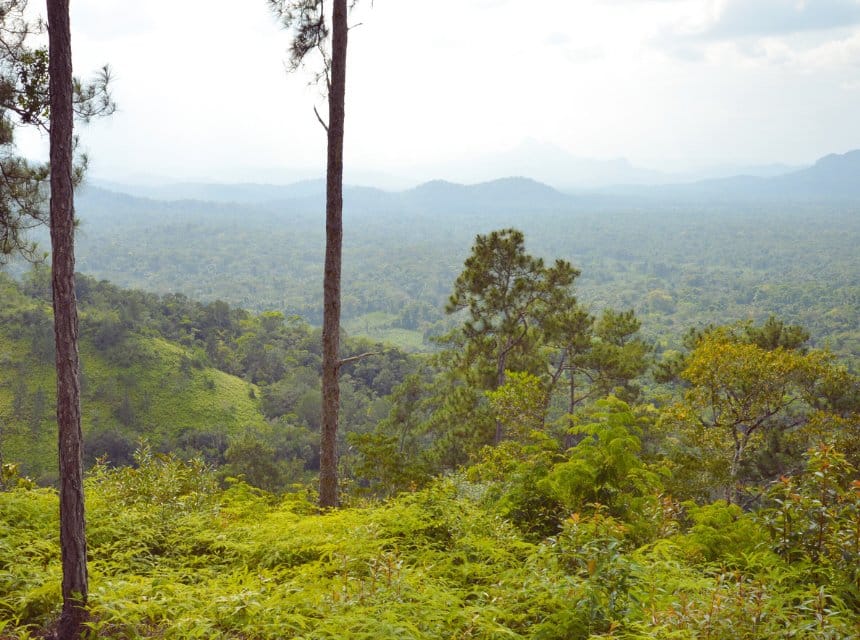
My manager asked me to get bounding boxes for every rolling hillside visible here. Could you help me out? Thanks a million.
[0,274,268,482]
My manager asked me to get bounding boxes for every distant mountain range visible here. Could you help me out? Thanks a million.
[92,178,329,205]
[419,139,670,188]
[398,139,805,188]
[628,149,860,201]
[88,149,860,214]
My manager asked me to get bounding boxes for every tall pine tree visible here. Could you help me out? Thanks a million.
[47,2,86,636]
[269,0,352,507]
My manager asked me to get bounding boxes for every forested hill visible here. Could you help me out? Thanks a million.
[62,177,860,361]
[0,273,255,482]
[3,182,859,639]
[0,272,412,484]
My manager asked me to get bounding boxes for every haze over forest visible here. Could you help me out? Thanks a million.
[43,146,856,363]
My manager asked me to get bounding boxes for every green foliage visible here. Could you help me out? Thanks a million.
[0,0,114,263]
[538,510,636,636]
[419,366,496,469]
[0,461,34,490]
[468,439,566,541]
[347,430,429,498]
[88,442,217,515]
[220,430,307,492]
[446,228,578,396]
[543,304,650,421]
[487,370,548,443]
[0,271,414,484]
[466,398,668,544]
[56,187,860,365]
[673,500,769,564]
[548,398,663,526]
[1,205,858,637]
[760,444,859,602]
[743,314,810,351]
[1,460,859,639]
[586,308,650,403]
[433,229,651,463]
[665,327,838,501]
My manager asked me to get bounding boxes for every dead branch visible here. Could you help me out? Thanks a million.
[313,105,329,131]
[338,351,382,367]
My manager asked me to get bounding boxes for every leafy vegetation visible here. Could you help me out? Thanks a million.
[0,439,857,638]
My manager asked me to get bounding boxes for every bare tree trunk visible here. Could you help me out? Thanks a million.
[319,0,348,508]
[48,1,87,637]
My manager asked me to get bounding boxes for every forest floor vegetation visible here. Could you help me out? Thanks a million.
[1,442,857,639]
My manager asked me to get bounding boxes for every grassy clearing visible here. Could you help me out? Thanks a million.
[344,312,426,352]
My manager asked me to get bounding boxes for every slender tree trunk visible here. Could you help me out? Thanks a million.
[727,429,746,505]
[319,0,348,508]
[565,348,576,449]
[494,348,508,444]
[0,424,5,491]
[47,1,87,637]
[568,354,576,418]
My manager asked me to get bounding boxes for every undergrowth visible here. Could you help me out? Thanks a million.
[0,446,857,639]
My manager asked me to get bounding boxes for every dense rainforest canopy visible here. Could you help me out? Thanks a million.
[39,185,857,364]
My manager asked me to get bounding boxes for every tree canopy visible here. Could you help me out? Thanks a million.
[0,0,112,264]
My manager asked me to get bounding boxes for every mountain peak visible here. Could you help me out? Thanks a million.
[401,176,570,212]
[811,149,860,169]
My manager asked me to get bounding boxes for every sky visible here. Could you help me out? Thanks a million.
[16,0,860,185]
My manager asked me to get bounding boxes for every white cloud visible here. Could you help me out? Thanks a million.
[798,29,860,68]
[19,0,852,183]
[687,0,860,39]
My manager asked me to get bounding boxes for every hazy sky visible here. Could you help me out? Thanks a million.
[17,0,860,183]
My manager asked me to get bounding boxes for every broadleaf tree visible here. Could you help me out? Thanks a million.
[269,0,353,507]
[678,328,829,502]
